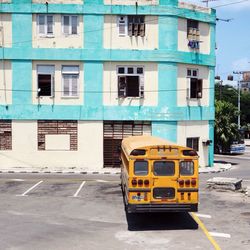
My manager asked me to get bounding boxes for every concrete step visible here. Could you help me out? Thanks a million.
[207,177,242,191]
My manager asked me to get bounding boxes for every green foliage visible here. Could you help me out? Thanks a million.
[214,100,239,152]
[215,83,250,126]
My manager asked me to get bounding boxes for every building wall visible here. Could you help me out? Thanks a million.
[0,120,103,169]
[104,0,159,5]
[178,18,210,55]
[177,120,209,167]
[32,61,84,105]
[103,62,158,106]
[177,63,210,107]
[103,15,158,50]
[32,0,83,4]
[0,61,12,105]
[0,14,12,48]
[0,0,216,169]
[32,14,83,49]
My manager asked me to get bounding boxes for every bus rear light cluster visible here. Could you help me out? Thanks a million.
[178,179,196,186]
[131,179,150,186]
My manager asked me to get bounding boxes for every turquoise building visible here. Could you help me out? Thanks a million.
[0,0,216,170]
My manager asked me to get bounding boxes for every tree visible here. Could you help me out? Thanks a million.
[215,83,250,127]
[214,100,239,153]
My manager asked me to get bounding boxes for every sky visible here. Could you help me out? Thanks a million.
[186,0,250,85]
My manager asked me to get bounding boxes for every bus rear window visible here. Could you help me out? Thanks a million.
[180,161,194,176]
[153,161,175,176]
[134,161,148,176]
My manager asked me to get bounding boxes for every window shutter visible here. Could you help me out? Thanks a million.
[128,23,133,37]
[139,23,145,37]
[38,15,45,35]
[118,76,126,98]
[51,75,55,97]
[63,16,70,35]
[118,16,127,37]
[47,15,53,35]
[139,75,144,98]
[71,16,78,35]
[197,79,203,98]
[71,75,78,96]
[63,75,70,97]
[134,23,139,37]
[186,78,190,99]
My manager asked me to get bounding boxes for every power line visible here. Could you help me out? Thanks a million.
[214,0,250,8]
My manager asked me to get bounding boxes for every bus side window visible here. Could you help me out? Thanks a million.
[180,161,194,176]
[134,160,148,176]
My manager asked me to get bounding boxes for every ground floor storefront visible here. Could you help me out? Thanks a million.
[0,120,213,170]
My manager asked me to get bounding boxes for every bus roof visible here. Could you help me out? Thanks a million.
[122,135,179,156]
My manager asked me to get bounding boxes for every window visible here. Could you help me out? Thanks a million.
[180,161,194,176]
[37,65,55,97]
[37,15,54,36]
[0,120,12,151]
[153,161,175,176]
[187,19,200,49]
[62,66,79,97]
[187,137,199,151]
[62,15,78,35]
[117,66,144,98]
[118,15,145,37]
[134,160,148,176]
[187,69,203,99]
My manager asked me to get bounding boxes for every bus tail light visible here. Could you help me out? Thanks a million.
[138,179,143,185]
[144,179,149,185]
[178,179,184,186]
[191,179,196,186]
[131,179,137,186]
[185,179,191,185]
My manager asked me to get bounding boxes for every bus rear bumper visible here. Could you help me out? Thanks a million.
[127,203,198,213]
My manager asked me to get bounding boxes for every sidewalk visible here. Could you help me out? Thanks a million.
[0,162,232,175]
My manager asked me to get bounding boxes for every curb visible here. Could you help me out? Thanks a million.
[0,170,121,175]
[0,167,231,175]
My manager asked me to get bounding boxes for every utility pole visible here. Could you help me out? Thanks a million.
[233,71,243,130]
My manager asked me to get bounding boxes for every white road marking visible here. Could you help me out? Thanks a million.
[17,180,43,196]
[72,181,86,197]
[11,179,25,182]
[195,213,212,219]
[96,179,109,183]
[209,232,231,238]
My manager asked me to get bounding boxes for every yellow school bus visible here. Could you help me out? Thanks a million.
[120,135,199,213]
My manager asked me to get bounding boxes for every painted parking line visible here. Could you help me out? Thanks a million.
[195,213,212,219]
[209,232,231,239]
[72,181,86,198]
[95,179,110,183]
[16,180,43,197]
[191,212,221,250]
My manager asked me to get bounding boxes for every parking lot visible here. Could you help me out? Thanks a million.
[0,173,249,250]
